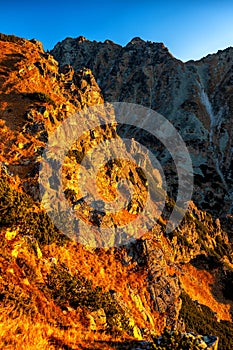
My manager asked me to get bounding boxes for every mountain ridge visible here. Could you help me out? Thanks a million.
[53,35,233,63]
[51,35,233,219]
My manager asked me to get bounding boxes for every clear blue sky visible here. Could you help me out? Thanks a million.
[0,0,233,61]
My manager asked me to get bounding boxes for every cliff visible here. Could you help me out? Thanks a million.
[52,37,233,219]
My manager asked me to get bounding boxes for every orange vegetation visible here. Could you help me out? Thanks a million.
[176,264,231,321]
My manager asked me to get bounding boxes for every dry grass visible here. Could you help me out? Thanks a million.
[178,263,231,321]
[0,309,124,350]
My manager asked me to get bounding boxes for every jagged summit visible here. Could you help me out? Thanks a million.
[52,35,233,66]
[128,36,146,44]
[54,35,172,54]
[51,36,233,219]
[76,35,88,42]
[127,37,168,50]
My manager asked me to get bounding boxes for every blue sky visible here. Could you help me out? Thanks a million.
[0,0,233,61]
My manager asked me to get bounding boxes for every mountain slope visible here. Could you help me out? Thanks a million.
[0,33,233,349]
[51,37,233,219]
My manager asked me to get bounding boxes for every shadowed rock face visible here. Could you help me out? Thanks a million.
[51,38,233,217]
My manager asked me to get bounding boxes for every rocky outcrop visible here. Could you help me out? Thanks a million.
[0,35,104,200]
[126,236,181,329]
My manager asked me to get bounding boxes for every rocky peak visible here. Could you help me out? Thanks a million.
[104,39,115,45]
[30,38,44,51]
[127,37,169,52]
[128,37,146,45]
[76,35,88,43]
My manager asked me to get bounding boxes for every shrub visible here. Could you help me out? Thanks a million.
[0,176,33,227]
[23,92,56,107]
[180,292,233,350]
[173,232,193,249]
[152,328,210,350]
[222,271,233,301]
[45,264,133,335]
[22,211,69,246]
[0,33,24,44]
[0,279,38,317]
[0,173,68,246]
[194,219,232,260]
[67,149,85,164]
[64,188,77,203]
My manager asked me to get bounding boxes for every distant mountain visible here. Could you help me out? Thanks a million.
[52,37,233,220]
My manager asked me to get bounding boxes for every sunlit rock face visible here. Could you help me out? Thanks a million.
[52,38,233,217]
[0,35,183,334]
